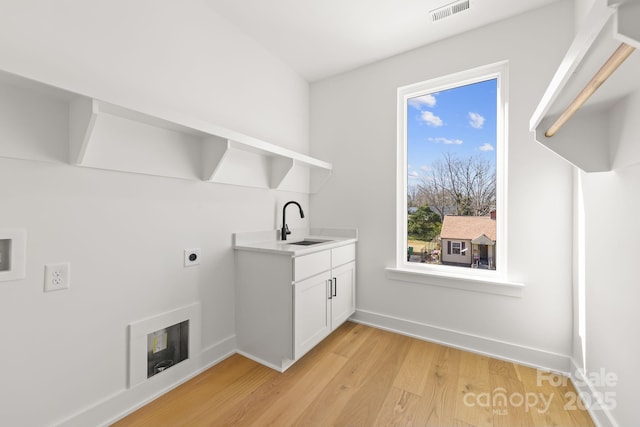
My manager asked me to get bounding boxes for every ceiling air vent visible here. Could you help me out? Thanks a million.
[430,0,470,22]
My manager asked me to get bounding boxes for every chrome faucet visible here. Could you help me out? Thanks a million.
[281,201,305,240]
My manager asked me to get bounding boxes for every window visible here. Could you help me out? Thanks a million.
[396,61,507,278]
[452,242,461,255]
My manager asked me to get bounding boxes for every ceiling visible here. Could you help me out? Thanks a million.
[205,0,561,82]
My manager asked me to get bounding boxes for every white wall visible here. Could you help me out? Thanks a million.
[0,1,309,426]
[0,0,308,154]
[310,0,576,368]
[569,2,640,425]
[571,91,640,427]
[578,166,640,427]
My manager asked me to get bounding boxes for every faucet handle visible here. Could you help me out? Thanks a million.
[284,224,291,235]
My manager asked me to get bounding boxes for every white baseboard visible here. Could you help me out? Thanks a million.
[55,334,237,427]
[200,334,237,369]
[235,349,293,373]
[350,309,571,374]
[54,312,586,427]
[569,358,619,427]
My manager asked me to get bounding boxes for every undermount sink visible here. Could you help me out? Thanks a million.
[289,239,331,246]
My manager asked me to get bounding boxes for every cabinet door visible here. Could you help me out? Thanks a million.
[330,261,356,329]
[293,272,331,359]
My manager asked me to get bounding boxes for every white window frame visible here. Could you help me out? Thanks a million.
[388,61,523,297]
[452,242,461,255]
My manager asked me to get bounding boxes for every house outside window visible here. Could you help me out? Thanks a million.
[441,213,496,269]
[397,61,508,277]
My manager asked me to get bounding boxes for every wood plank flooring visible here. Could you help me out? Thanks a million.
[112,322,594,427]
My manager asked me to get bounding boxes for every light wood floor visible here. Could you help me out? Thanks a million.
[113,322,594,426]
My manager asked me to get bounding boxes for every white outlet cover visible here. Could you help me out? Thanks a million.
[184,249,201,267]
[44,263,70,292]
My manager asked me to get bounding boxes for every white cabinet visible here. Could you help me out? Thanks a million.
[293,255,356,360]
[293,271,331,359]
[235,242,356,371]
[330,261,356,327]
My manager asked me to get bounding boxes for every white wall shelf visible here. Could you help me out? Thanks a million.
[530,0,640,172]
[0,70,332,193]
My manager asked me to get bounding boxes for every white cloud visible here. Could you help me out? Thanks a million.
[420,165,432,172]
[469,112,485,129]
[408,171,420,180]
[408,94,436,109]
[479,143,494,152]
[428,137,463,145]
[421,111,443,127]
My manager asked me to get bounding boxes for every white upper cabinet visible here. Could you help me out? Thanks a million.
[530,0,640,172]
[0,70,332,193]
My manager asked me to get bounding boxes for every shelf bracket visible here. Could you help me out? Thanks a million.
[269,157,295,189]
[201,137,231,181]
[310,167,332,194]
[69,98,98,165]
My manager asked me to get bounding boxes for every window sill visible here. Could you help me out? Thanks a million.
[385,267,524,298]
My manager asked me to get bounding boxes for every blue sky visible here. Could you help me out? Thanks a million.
[407,78,497,185]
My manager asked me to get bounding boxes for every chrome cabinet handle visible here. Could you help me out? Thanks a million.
[333,277,337,297]
[328,279,333,299]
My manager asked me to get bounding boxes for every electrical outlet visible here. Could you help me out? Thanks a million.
[44,263,70,292]
[184,249,201,267]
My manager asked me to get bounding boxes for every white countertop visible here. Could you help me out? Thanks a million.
[233,228,358,256]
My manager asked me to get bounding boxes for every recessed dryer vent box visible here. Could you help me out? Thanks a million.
[0,229,26,282]
[0,239,11,272]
